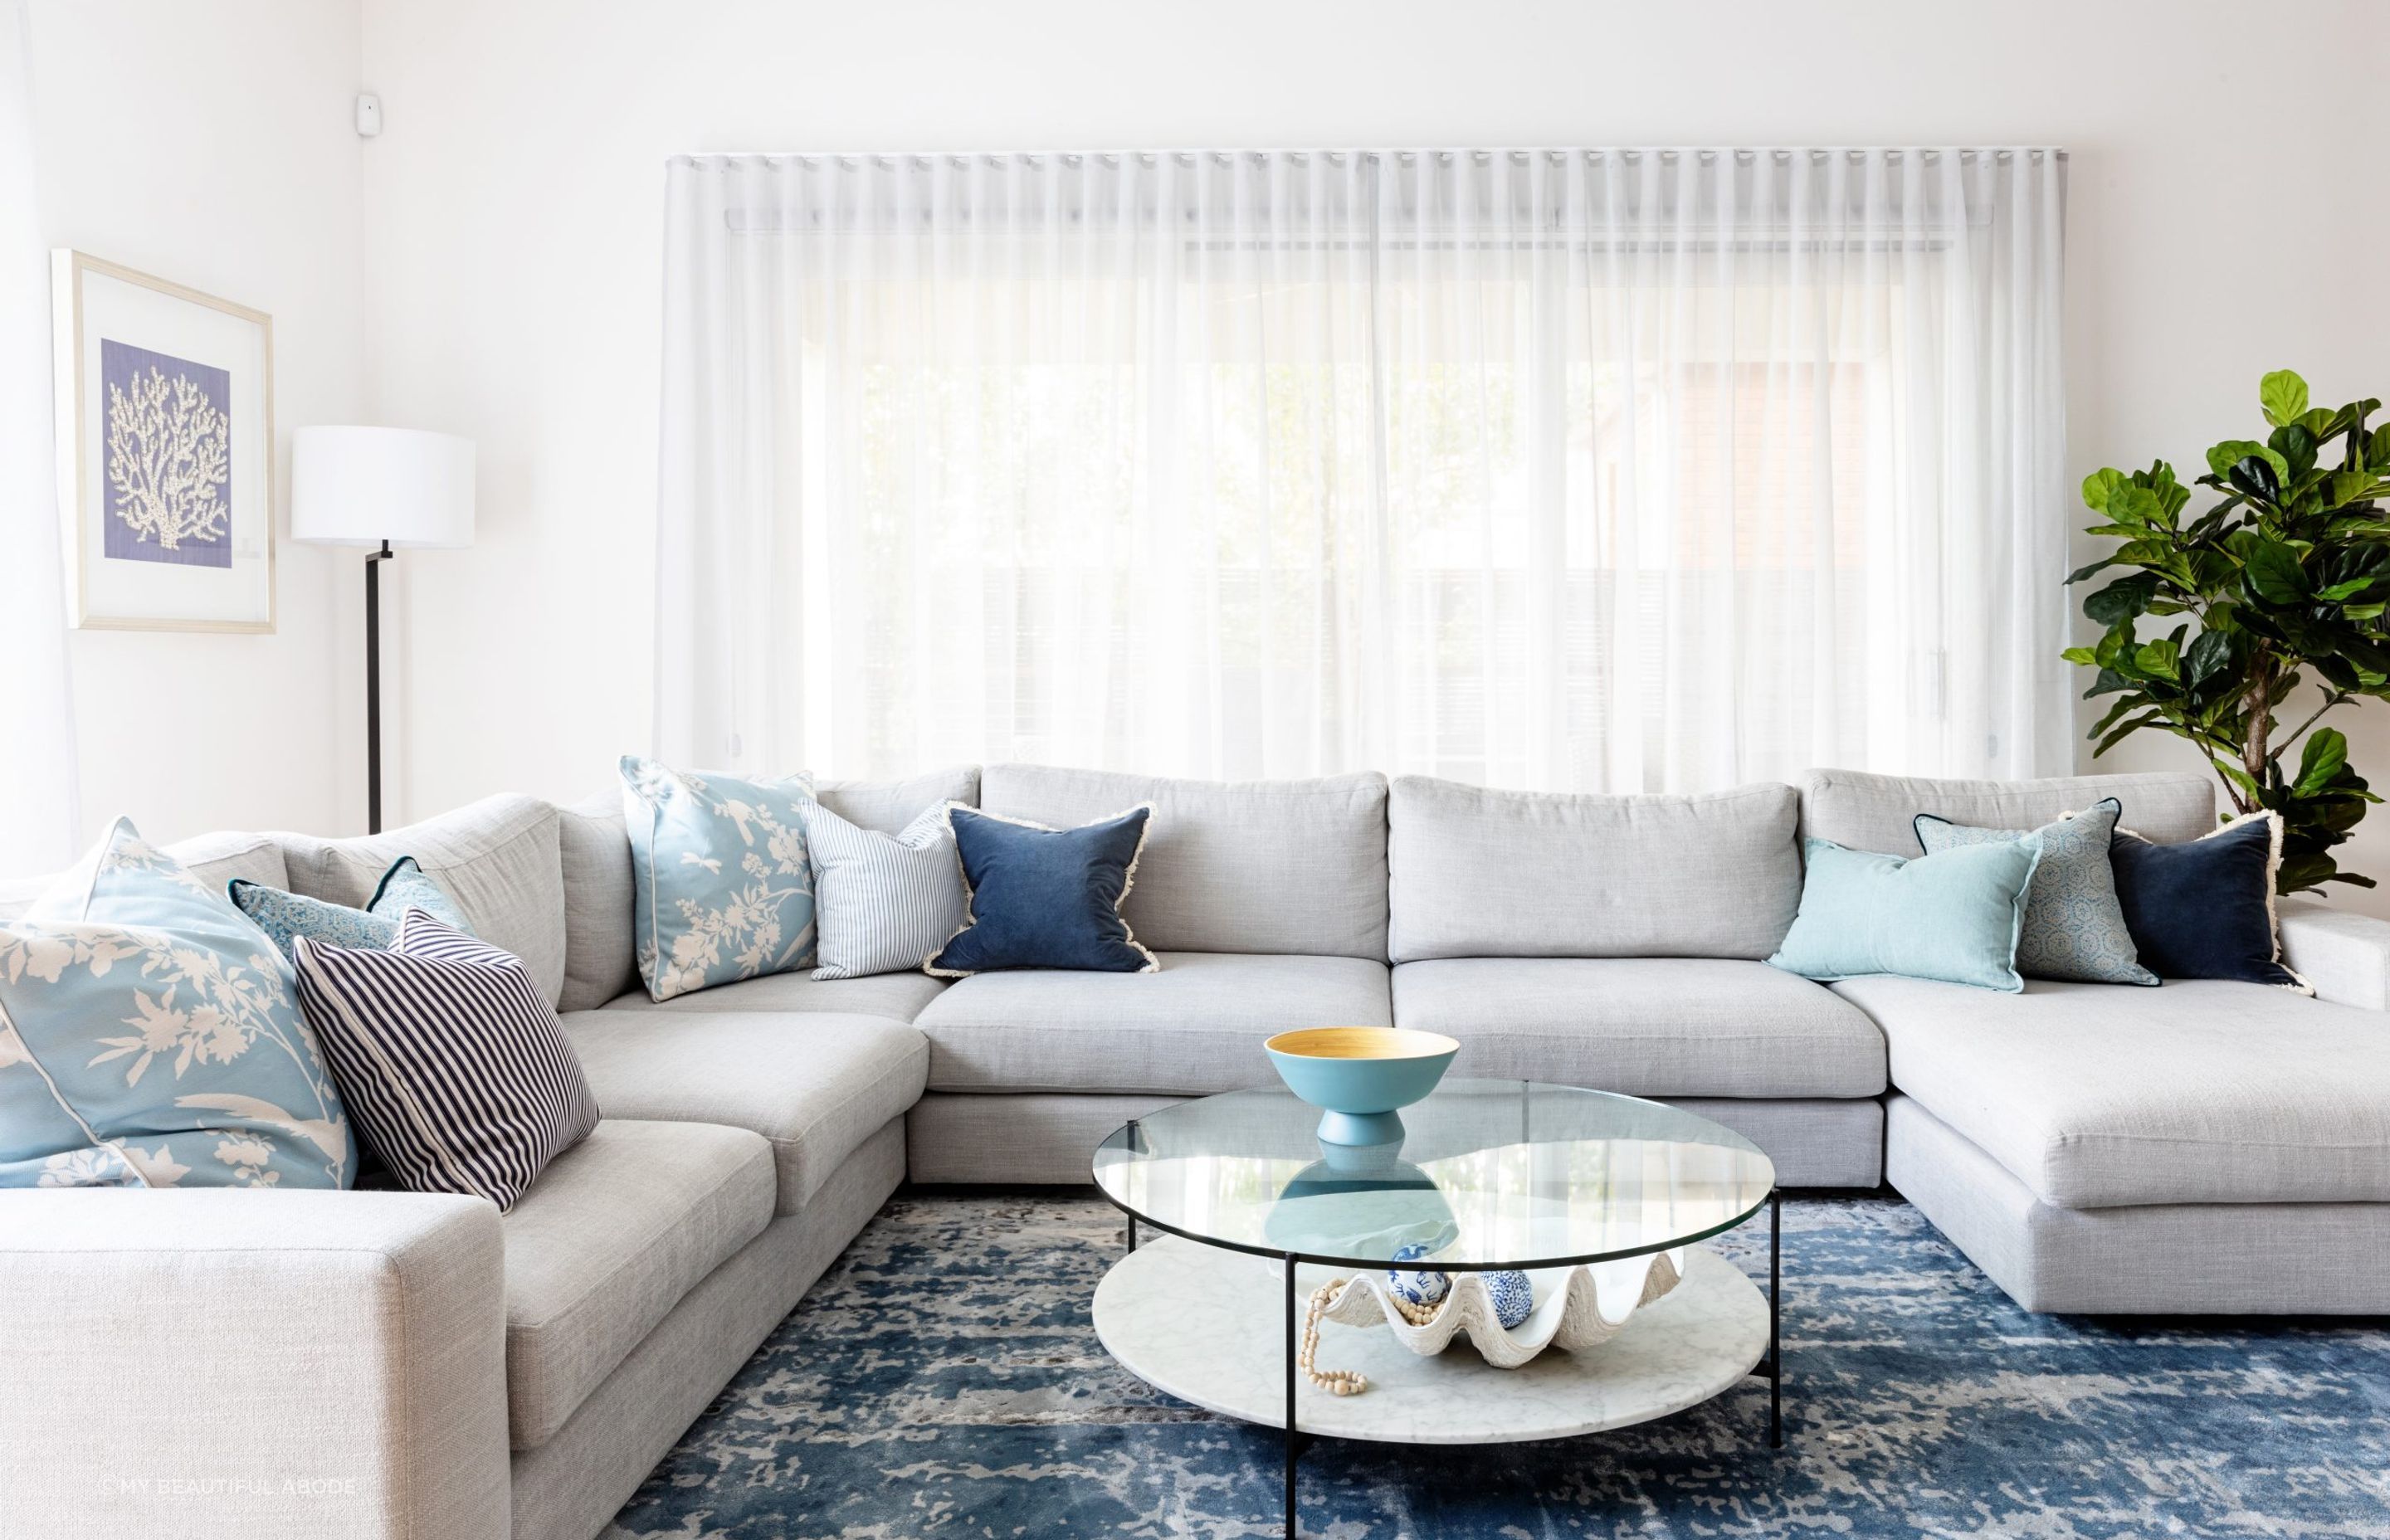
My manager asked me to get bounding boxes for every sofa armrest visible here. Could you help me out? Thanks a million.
[0,1190,509,1540]
[2279,897,2390,1010]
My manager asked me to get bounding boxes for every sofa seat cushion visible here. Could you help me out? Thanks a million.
[558,1010,928,1212]
[916,952,1393,1094]
[1392,958,1886,1098]
[599,968,945,1022]
[500,1118,773,1450]
[1834,974,2390,1208]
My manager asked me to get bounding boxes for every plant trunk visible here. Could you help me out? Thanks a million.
[2239,660,2272,814]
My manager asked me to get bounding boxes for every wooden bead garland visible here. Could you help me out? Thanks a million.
[1300,1279,1368,1395]
[1300,1277,1446,1395]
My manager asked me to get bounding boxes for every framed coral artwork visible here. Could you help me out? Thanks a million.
[50,251,274,631]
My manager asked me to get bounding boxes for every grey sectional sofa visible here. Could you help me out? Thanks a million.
[5,760,2388,1540]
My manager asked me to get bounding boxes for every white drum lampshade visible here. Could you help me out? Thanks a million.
[291,425,476,836]
[292,426,476,548]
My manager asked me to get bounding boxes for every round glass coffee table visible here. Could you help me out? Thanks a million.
[1090,1079,1782,1539]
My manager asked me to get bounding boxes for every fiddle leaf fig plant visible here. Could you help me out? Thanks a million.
[2065,369,2390,894]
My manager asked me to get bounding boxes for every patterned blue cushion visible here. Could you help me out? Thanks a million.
[620,756,818,1001]
[927,804,1158,976]
[0,817,356,1190]
[227,856,472,964]
[1913,798,2158,986]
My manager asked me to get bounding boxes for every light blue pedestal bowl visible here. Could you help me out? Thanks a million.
[1262,1026,1461,1144]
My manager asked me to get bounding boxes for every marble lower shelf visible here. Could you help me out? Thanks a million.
[1092,1235,1768,1445]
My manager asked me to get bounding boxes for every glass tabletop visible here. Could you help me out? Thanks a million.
[1091,1079,1776,1270]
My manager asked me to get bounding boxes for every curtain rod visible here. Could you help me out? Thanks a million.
[672,147,2066,169]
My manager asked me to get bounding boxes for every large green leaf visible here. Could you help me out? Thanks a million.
[2275,852,2339,894]
[2080,466,2125,512]
[2084,574,2158,625]
[2270,422,2319,481]
[2134,637,2182,681]
[2183,628,2232,685]
[2103,481,2163,526]
[2295,728,2351,797]
[2329,469,2377,509]
[2242,540,2308,603]
[2261,369,2311,427]
[2229,455,2285,504]
[2207,439,2287,483]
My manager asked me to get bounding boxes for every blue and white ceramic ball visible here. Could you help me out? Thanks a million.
[1386,1242,1449,1308]
[1485,1269,1534,1328]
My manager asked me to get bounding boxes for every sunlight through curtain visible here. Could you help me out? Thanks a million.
[0,0,79,869]
[656,147,2067,791]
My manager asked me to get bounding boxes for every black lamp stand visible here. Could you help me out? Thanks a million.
[365,539,394,834]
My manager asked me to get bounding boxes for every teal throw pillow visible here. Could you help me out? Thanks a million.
[0,817,357,1190]
[620,756,818,1001]
[1768,835,2044,992]
[1913,798,2157,986]
[228,856,472,964]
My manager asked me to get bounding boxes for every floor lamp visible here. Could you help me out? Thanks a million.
[291,426,476,835]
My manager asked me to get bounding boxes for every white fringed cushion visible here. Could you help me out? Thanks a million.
[293,911,600,1211]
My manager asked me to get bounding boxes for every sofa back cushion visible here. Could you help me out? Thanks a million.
[978,765,1388,958]
[1796,767,2215,855]
[1388,777,1802,962]
[276,793,568,1007]
[0,830,286,923]
[817,765,980,835]
[555,793,638,1013]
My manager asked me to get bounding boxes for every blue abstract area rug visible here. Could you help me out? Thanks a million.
[606,1193,2390,1538]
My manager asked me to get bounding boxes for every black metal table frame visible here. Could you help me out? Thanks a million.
[1108,1188,1785,1540]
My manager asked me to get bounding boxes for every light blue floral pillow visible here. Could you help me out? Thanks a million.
[227,856,473,964]
[0,817,356,1190]
[620,757,817,1001]
[1914,797,2158,986]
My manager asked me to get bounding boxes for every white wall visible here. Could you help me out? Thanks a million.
[27,0,366,848]
[354,0,2390,909]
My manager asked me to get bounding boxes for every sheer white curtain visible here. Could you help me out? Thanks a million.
[0,0,79,869]
[656,147,2067,790]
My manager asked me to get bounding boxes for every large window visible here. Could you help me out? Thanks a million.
[658,148,2067,792]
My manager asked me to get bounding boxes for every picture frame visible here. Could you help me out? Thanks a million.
[51,250,276,633]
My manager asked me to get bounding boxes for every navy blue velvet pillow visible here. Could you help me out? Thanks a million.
[2109,813,2310,992]
[926,804,1158,976]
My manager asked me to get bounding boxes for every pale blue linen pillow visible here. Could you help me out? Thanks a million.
[620,756,818,1001]
[227,855,473,964]
[1767,835,2045,992]
[0,817,357,1190]
[1913,798,2158,986]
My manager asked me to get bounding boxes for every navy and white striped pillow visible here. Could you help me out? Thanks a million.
[292,910,599,1211]
[794,801,968,979]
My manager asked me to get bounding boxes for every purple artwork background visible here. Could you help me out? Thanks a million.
[100,338,233,568]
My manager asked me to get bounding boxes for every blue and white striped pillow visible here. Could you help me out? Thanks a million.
[794,801,968,979]
[292,910,599,1211]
